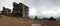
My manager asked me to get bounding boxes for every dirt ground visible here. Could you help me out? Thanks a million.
[0,15,32,26]
[0,15,60,26]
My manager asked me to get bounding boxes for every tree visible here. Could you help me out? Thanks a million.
[34,16,38,20]
[49,16,56,21]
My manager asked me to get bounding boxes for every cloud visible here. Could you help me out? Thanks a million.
[29,8,37,16]
[42,10,57,16]
[41,9,60,16]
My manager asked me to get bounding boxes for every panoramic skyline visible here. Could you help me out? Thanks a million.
[0,0,60,18]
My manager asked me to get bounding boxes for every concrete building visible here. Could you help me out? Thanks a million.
[1,7,11,15]
[12,2,29,17]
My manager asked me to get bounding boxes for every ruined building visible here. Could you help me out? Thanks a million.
[12,2,29,17]
[1,7,11,15]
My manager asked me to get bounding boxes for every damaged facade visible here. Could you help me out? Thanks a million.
[1,7,11,16]
[12,2,29,17]
[1,2,29,17]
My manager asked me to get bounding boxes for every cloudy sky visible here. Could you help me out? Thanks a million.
[0,0,60,18]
